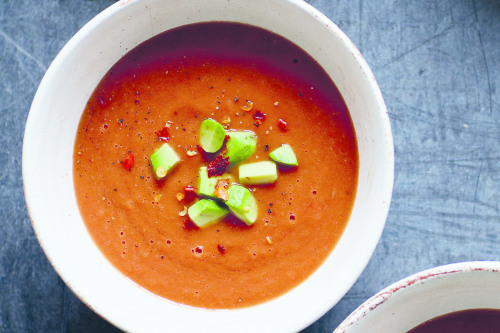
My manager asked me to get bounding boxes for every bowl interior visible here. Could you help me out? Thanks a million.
[23,0,393,332]
[335,262,500,333]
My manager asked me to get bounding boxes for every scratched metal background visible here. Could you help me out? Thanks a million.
[1,0,499,332]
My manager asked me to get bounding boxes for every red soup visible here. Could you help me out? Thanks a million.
[73,22,358,309]
[407,309,500,333]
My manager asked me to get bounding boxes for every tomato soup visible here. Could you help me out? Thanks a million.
[73,22,358,308]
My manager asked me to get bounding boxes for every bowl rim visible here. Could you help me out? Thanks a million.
[23,0,394,332]
[335,261,500,333]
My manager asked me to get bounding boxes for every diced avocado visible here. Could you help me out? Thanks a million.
[187,199,228,228]
[200,118,226,153]
[224,131,257,167]
[150,143,181,180]
[269,144,298,166]
[226,185,258,225]
[197,166,233,199]
[238,161,278,185]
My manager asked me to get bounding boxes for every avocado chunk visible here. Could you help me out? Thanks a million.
[238,161,278,185]
[150,143,181,179]
[269,144,298,166]
[187,199,228,228]
[224,130,257,167]
[226,185,258,225]
[197,166,233,199]
[200,118,226,153]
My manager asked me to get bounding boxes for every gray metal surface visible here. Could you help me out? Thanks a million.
[1,0,498,332]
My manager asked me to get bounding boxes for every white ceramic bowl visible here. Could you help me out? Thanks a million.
[335,261,500,333]
[23,0,393,332]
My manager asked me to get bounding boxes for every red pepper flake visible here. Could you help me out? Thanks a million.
[214,186,229,201]
[183,219,199,230]
[253,110,266,121]
[184,185,198,202]
[195,246,203,254]
[217,244,226,255]
[207,155,230,177]
[122,153,135,170]
[277,118,288,132]
[155,126,170,142]
[214,178,230,201]
[290,214,296,221]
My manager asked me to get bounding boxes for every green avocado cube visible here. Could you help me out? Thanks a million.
[226,185,258,225]
[187,199,228,228]
[269,144,298,166]
[224,131,257,167]
[238,161,278,185]
[150,143,181,180]
[197,166,233,199]
[200,118,226,153]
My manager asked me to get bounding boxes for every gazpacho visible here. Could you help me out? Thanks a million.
[407,309,500,333]
[73,22,358,308]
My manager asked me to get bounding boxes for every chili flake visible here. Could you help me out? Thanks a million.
[253,110,266,121]
[155,126,170,142]
[183,219,199,230]
[122,153,135,170]
[214,178,230,201]
[277,118,288,132]
[184,186,198,202]
[217,244,226,255]
[207,155,230,177]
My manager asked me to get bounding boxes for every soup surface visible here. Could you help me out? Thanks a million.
[407,309,500,333]
[73,22,358,308]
